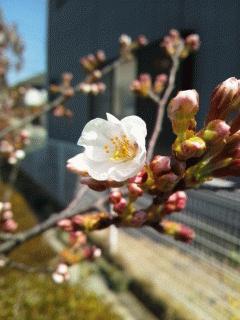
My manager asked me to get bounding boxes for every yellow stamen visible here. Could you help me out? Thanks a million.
[110,134,138,162]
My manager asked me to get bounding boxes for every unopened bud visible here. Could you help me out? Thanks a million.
[202,120,230,144]
[130,210,147,227]
[206,77,240,123]
[153,74,168,94]
[95,50,106,63]
[150,155,171,176]
[57,219,73,232]
[185,34,200,51]
[155,172,179,192]
[168,90,199,135]
[163,191,187,214]
[174,136,206,161]
[109,191,122,204]
[156,220,195,243]
[113,198,127,214]
[136,35,148,46]
[128,168,148,184]
[2,219,18,232]
[119,34,132,47]
[128,183,143,197]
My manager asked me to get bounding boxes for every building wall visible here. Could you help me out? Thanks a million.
[48,0,240,143]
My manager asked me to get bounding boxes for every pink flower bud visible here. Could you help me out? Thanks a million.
[175,225,195,243]
[156,220,195,243]
[168,90,199,135]
[128,183,143,197]
[113,198,127,214]
[150,155,171,176]
[109,191,122,204]
[206,77,240,123]
[164,191,187,214]
[174,137,206,161]
[57,219,73,232]
[185,34,200,51]
[136,35,148,46]
[69,231,87,245]
[95,50,106,63]
[155,172,179,192]
[2,219,18,232]
[71,215,84,226]
[202,120,230,144]
[153,74,168,93]
[168,90,199,121]
[97,82,106,93]
[128,169,148,184]
[130,210,147,227]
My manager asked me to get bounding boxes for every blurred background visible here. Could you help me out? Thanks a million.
[0,1,240,319]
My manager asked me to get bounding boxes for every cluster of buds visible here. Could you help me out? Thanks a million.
[50,72,74,117]
[80,50,106,73]
[0,12,23,74]
[78,81,106,96]
[161,29,200,58]
[0,129,30,164]
[163,191,187,215]
[167,77,240,187]
[131,73,168,97]
[0,201,18,233]
[119,34,148,59]
[56,222,102,276]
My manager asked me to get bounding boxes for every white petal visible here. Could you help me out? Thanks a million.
[106,113,121,124]
[67,153,89,174]
[78,117,122,147]
[121,115,147,139]
[110,150,146,181]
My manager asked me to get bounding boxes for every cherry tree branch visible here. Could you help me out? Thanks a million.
[146,44,183,162]
[0,57,128,140]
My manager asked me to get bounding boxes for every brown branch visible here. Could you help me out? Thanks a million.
[146,44,183,162]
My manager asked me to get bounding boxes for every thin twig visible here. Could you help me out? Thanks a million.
[0,185,89,254]
[0,57,128,140]
[146,44,183,162]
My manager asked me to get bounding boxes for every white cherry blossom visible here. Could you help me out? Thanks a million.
[67,113,147,182]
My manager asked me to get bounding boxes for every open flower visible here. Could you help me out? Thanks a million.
[67,113,147,182]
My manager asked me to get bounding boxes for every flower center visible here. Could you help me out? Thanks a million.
[104,135,138,162]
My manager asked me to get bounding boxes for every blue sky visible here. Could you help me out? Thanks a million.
[0,0,47,84]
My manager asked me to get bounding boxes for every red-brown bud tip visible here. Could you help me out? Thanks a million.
[169,90,199,121]
[109,191,122,204]
[150,155,171,176]
[185,34,200,51]
[113,198,127,214]
[128,183,143,197]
